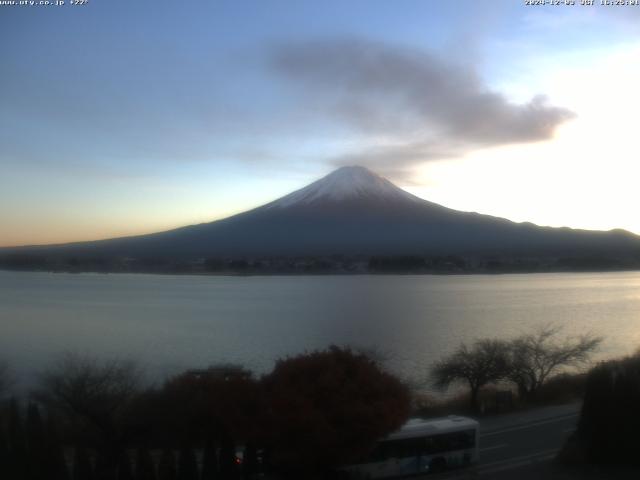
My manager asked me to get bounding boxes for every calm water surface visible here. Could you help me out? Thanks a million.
[1,270,640,388]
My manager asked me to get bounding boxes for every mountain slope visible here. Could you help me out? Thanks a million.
[3,166,640,259]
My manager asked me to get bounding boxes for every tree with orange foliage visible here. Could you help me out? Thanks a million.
[262,346,411,476]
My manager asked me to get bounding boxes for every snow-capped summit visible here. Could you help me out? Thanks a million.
[267,165,421,209]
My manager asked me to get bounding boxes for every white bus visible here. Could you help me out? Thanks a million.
[344,416,479,478]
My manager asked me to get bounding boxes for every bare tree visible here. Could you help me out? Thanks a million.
[430,339,510,412]
[506,325,602,401]
[37,352,141,419]
[35,352,142,474]
[0,360,13,399]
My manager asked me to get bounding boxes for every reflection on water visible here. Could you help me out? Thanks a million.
[1,270,639,388]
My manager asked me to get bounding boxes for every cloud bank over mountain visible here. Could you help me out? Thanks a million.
[272,38,575,178]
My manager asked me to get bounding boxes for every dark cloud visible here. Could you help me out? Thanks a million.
[272,38,575,178]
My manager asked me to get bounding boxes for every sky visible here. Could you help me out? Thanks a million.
[1,0,640,246]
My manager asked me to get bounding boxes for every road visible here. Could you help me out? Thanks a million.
[425,403,581,479]
[475,403,579,476]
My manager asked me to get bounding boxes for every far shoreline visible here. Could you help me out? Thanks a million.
[2,266,640,278]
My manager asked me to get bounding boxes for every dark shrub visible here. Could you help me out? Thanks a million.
[577,354,640,465]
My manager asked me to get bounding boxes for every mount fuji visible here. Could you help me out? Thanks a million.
[3,166,640,262]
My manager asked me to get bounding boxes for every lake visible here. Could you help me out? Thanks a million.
[1,270,639,390]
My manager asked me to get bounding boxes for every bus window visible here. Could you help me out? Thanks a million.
[368,437,426,461]
[425,430,475,454]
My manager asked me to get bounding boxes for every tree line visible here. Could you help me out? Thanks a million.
[0,327,608,478]
[0,347,410,480]
[3,253,638,275]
